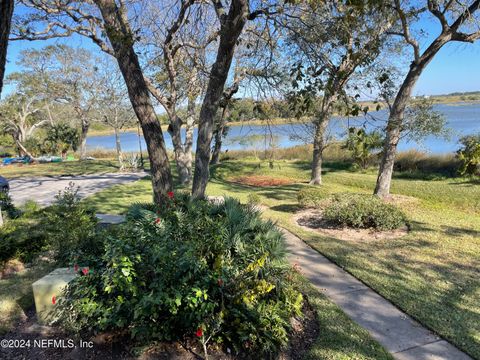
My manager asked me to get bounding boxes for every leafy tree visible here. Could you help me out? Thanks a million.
[457,134,480,176]
[44,123,80,158]
[375,0,480,197]
[0,92,47,157]
[16,0,174,202]
[287,1,395,184]
[344,127,383,169]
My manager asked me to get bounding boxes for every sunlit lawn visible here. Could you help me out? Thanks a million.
[83,159,480,359]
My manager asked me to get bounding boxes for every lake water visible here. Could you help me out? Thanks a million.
[87,103,479,155]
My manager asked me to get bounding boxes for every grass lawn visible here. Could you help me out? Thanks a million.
[83,159,480,359]
[0,159,121,179]
[0,258,56,335]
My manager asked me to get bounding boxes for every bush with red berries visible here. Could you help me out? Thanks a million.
[55,193,303,356]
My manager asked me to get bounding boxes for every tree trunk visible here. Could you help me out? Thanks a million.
[192,0,249,198]
[94,0,172,203]
[374,35,449,197]
[210,106,229,165]
[113,125,123,163]
[169,116,191,186]
[0,0,14,97]
[79,118,90,159]
[310,112,330,185]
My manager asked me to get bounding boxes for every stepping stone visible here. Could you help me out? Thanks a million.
[96,213,126,225]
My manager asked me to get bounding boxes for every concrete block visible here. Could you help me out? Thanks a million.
[32,268,77,324]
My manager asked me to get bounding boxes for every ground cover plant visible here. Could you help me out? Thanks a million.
[83,158,480,358]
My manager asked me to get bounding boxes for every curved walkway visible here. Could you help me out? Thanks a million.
[281,228,472,360]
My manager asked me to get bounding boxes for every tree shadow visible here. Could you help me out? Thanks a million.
[441,225,480,238]
[270,203,302,213]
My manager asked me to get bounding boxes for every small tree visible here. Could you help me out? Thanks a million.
[45,123,80,158]
[457,134,480,176]
[344,128,383,170]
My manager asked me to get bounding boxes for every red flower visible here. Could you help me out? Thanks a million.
[52,295,56,305]
[217,278,224,287]
[155,218,161,224]
[82,267,89,276]
[167,191,174,199]
[195,327,203,337]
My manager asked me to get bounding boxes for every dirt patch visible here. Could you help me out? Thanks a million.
[0,259,25,279]
[230,175,294,187]
[295,208,409,242]
[383,194,419,206]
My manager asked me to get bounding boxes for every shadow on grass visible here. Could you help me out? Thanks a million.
[293,225,480,359]
[270,203,302,213]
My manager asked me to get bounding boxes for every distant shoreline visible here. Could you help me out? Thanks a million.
[89,100,480,137]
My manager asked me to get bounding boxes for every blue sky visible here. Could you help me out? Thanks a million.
[3,8,480,98]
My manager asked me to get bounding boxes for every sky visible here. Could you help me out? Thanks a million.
[3,6,480,98]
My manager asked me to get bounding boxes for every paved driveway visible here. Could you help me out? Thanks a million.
[8,172,147,206]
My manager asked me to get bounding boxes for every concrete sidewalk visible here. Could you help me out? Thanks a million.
[282,228,472,360]
[8,172,147,206]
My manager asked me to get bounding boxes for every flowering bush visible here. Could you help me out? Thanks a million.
[55,194,302,356]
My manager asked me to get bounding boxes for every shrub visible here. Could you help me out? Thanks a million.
[0,190,20,219]
[43,182,100,264]
[55,194,302,357]
[457,134,480,176]
[323,193,407,230]
[297,186,331,208]
[0,204,48,266]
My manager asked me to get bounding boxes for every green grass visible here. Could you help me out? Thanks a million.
[83,159,480,359]
[0,258,56,334]
[293,274,392,360]
[0,159,121,179]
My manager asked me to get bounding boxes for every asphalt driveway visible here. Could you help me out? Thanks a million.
[7,172,147,206]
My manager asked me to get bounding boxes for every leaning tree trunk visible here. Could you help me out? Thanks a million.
[94,0,172,203]
[374,35,449,197]
[310,111,330,185]
[210,106,229,165]
[0,0,14,97]
[79,118,90,159]
[192,0,248,198]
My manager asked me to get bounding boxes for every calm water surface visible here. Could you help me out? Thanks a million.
[87,103,479,155]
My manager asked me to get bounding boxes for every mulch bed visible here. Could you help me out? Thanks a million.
[0,300,319,360]
[230,175,295,187]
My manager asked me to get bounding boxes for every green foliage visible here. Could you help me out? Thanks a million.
[323,193,407,230]
[247,193,261,206]
[0,202,47,266]
[44,123,80,156]
[56,194,302,356]
[457,134,480,176]
[403,100,450,142]
[343,127,383,169]
[0,190,20,219]
[43,182,99,264]
[297,186,331,208]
